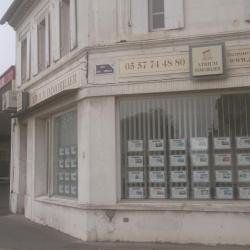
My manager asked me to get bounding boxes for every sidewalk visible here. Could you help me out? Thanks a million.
[0,214,249,250]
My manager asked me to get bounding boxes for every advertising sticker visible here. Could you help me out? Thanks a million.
[171,187,188,199]
[213,137,231,150]
[190,137,208,151]
[214,154,231,166]
[237,154,250,166]
[193,187,210,199]
[216,187,233,199]
[170,154,187,167]
[149,171,165,183]
[128,187,144,199]
[128,171,144,183]
[191,153,209,166]
[149,187,166,199]
[148,139,164,151]
[128,156,144,168]
[192,170,209,182]
[128,140,143,152]
[171,171,187,182]
[215,170,232,182]
[169,139,186,151]
[149,155,164,167]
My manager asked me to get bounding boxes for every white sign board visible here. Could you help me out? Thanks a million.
[190,44,224,77]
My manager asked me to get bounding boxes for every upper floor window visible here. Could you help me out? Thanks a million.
[60,0,71,57]
[17,31,30,86]
[52,0,77,62]
[131,0,184,34]
[149,0,165,30]
[38,19,46,72]
[21,37,28,83]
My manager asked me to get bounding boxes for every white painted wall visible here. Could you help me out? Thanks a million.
[9,0,250,246]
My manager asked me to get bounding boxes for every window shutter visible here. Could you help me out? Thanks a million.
[26,31,31,81]
[16,41,22,87]
[70,0,77,50]
[164,0,184,30]
[52,0,60,61]
[45,13,50,67]
[131,0,148,34]
[31,24,38,76]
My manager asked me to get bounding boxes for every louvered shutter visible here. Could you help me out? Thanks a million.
[31,24,38,76]
[70,0,77,50]
[45,13,50,67]
[16,40,22,87]
[26,31,31,80]
[131,0,148,34]
[52,0,60,61]
[164,0,184,30]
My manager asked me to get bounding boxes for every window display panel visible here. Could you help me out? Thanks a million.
[120,93,250,200]
[53,110,78,198]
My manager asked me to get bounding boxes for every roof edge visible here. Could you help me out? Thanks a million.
[0,0,22,25]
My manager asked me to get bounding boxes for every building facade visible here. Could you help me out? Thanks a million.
[2,0,250,245]
[0,66,15,183]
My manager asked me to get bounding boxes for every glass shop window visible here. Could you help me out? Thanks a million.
[53,109,78,198]
[120,93,250,200]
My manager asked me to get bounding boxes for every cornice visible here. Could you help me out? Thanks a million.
[88,30,250,54]
[1,0,38,29]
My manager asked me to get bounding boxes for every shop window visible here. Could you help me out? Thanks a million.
[60,0,71,57]
[52,109,78,198]
[21,38,27,83]
[120,93,250,200]
[38,19,46,72]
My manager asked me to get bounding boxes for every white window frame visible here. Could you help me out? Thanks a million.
[52,0,77,62]
[32,9,50,76]
[17,30,31,86]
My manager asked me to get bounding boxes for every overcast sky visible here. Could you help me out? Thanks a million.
[0,0,15,76]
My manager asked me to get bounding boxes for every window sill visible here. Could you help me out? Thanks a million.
[35,196,250,213]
